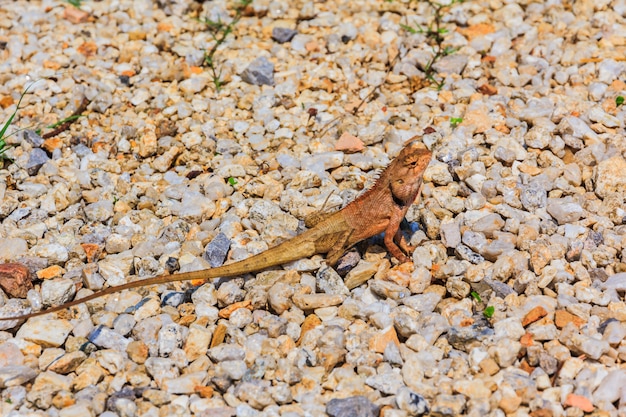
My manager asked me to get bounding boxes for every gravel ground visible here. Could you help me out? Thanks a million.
[0,0,626,416]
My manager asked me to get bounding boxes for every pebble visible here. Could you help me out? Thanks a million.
[241,56,275,86]
[326,396,379,417]
[24,148,50,176]
[16,318,74,348]
[203,232,230,267]
[0,365,38,388]
[272,27,298,43]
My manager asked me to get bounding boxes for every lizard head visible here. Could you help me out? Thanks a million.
[389,139,432,205]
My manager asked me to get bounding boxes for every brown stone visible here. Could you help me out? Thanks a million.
[520,332,534,347]
[63,6,89,24]
[0,263,33,298]
[477,83,497,96]
[47,351,87,374]
[0,96,14,109]
[555,310,586,329]
[522,306,548,327]
[77,41,97,57]
[298,314,321,346]
[479,358,499,376]
[80,243,101,263]
[335,132,364,153]
[564,394,594,412]
[195,386,214,398]
[458,23,495,40]
[368,326,400,353]
[210,323,227,348]
[218,300,252,319]
[126,340,149,364]
[36,265,65,280]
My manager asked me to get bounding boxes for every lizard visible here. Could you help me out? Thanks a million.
[0,138,432,326]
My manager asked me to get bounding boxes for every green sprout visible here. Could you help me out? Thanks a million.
[483,306,495,318]
[617,96,624,107]
[200,0,253,91]
[0,82,38,165]
[227,177,238,186]
[470,291,482,303]
[450,117,463,128]
[401,0,464,89]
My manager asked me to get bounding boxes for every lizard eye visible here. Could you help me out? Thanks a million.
[396,179,404,185]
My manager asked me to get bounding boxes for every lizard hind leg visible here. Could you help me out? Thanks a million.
[319,229,353,267]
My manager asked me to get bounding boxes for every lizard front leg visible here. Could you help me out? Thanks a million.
[394,228,414,256]
[383,211,412,263]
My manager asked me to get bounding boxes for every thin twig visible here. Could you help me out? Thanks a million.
[42,98,89,139]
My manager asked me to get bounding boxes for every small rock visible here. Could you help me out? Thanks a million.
[0,263,32,298]
[203,232,230,267]
[25,148,50,176]
[430,394,466,416]
[563,394,594,413]
[162,372,209,394]
[594,370,626,404]
[396,387,429,416]
[440,219,461,248]
[522,306,548,327]
[272,27,297,43]
[595,156,626,198]
[16,318,73,347]
[292,293,344,310]
[316,266,349,296]
[41,278,76,307]
[88,325,132,351]
[22,129,44,147]
[63,5,89,24]
[326,396,379,417]
[335,132,364,153]
[546,199,584,224]
[344,260,378,289]
[241,56,274,86]
[0,365,37,388]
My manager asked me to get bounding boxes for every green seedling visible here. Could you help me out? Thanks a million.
[450,117,463,128]
[617,96,624,107]
[401,0,464,89]
[483,305,495,318]
[227,177,238,186]
[200,0,253,91]
[0,82,38,164]
[470,291,482,303]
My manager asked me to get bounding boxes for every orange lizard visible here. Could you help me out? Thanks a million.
[0,139,432,325]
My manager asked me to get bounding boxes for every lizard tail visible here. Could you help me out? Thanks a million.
[0,268,217,323]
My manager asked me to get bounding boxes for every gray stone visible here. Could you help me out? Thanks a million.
[203,232,230,267]
[326,396,379,417]
[396,387,429,416]
[88,325,132,351]
[521,183,547,211]
[0,365,37,388]
[272,27,297,43]
[241,56,274,86]
[22,129,44,147]
[546,198,584,224]
[316,265,349,296]
[25,148,50,176]
[84,201,114,222]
